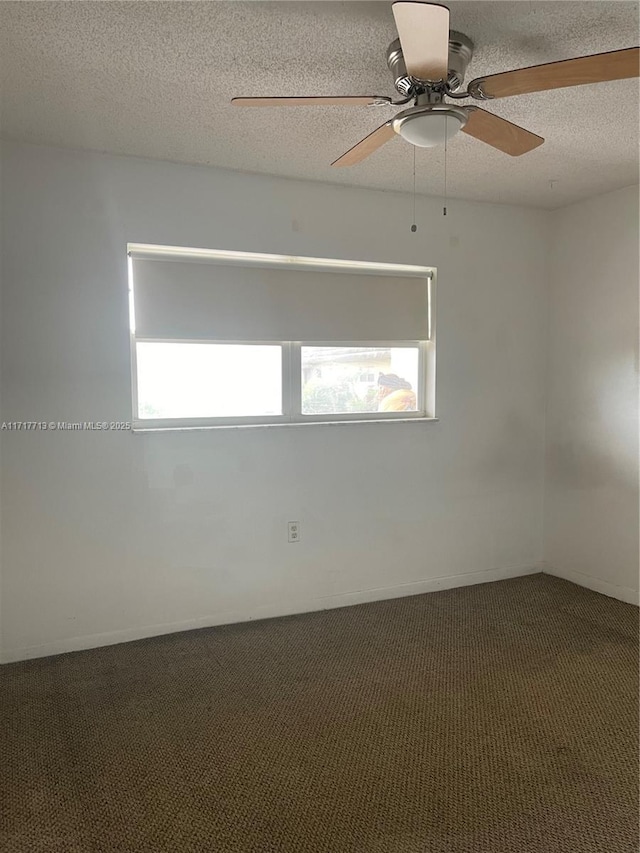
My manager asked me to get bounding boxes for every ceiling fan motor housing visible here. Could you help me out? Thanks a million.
[386,31,474,94]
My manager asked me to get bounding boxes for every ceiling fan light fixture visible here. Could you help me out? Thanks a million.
[393,106,468,148]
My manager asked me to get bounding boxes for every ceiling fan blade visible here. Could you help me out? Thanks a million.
[331,122,396,167]
[468,46,640,100]
[462,107,544,156]
[392,2,450,82]
[231,96,390,107]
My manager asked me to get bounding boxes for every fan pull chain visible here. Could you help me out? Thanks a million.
[411,147,417,232]
[443,116,448,216]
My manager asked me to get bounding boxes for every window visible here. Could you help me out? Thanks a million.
[128,245,435,429]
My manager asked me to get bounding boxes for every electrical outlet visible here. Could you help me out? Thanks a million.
[288,521,300,543]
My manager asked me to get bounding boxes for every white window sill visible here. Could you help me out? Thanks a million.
[133,417,439,433]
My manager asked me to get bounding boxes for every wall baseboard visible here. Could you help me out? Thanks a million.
[1,563,540,664]
[543,563,639,606]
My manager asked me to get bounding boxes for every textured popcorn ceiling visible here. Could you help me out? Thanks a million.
[1,1,638,209]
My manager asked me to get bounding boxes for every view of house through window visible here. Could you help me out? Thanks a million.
[301,346,420,415]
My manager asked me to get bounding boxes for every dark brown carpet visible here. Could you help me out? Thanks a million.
[1,574,638,853]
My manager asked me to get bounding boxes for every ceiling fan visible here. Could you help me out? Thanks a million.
[232,1,639,166]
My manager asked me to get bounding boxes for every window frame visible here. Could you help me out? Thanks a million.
[128,246,436,431]
[131,338,291,428]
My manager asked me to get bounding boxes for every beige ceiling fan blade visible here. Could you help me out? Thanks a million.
[231,96,390,107]
[331,122,396,167]
[392,2,450,82]
[468,46,640,99]
[462,107,544,156]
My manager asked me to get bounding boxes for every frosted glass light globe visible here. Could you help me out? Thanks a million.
[397,111,464,148]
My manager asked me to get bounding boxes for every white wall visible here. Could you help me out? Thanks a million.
[0,141,549,662]
[544,185,639,604]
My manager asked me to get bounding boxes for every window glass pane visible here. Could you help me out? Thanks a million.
[301,346,419,415]
[136,343,282,419]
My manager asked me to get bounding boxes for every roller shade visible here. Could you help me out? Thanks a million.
[131,250,432,342]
